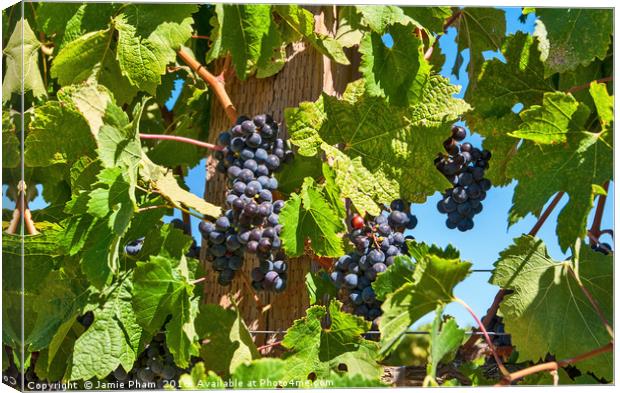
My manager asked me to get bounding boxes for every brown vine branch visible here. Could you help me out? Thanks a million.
[589,181,609,239]
[139,133,224,151]
[191,276,208,285]
[528,191,565,237]
[136,204,172,213]
[176,49,238,124]
[443,10,463,30]
[191,35,210,40]
[566,76,613,94]
[454,298,510,377]
[257,340,282,352]
[496,342,613,386]
[567,266,614,339]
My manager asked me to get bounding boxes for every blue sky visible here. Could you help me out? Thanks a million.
[6,7,613,327]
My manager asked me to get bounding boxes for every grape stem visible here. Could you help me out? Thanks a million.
[136,204,173,213]
[454,297,510,377]
[495,342,613,386]
[528,191,565,237]
[588,181,609,241]
[191,35,210,40]
[191,277,208,285]
[139,133,224,152]
[176,49,238,124]
[567,266,614,339]
[256,340,282,352]
[566,76,613,93]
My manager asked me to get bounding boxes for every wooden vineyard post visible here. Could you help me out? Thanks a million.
[200,8,360,344]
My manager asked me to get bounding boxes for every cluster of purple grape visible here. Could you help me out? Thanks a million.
[435,125,491,232]
[200,115,293,292]
[330,200,416,321]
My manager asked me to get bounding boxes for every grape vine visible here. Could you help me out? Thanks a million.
[1,3,613,390]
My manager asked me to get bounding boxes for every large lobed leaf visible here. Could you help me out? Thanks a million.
[70,275,143,380]
[280,300,382,381]
[490,236,612,379]
[132,256,199,367]
[279,177,346,257]
[453,8,505,83]
[113,4,197,93]
[379,252,471,355]
[507,84,613,251]
[534,8,612,76]
[286,76,469,211]
[359,23,430,106]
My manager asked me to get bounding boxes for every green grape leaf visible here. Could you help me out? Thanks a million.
[534,9,612,76]
[2,112,20,168]
[406,239,460,260]
[231,358,288,388]
[427,309,465,381]
[379,254,471,355]
[114,4,197,93]
[489,236,612,379]
[453,8,505,83]
[195,304,260,376]
[509,92,585,144]
[70,274,143,380]
[402,7,452,33]
[24,102,95,167]
[26,269,90,352]
[35,2,81,48]
[165,295,200,369]
[2,19,46,102]
[359,23,430,106]
[132,256,199,367]
[286,76,469,208]
[281,300,382,380]
[372,255,416,301]
[507,94,613,251]
[217,4,273,80]
[355,6,415,32]
[86,168,135,235]
[273,5,349,66]
[279,177,346,257]
[305,270,338,306]
[322,145,398,216]
[178,362,226,389]
[467,33,555,120]
[589,81,613,129]
[50,29,111,85]
[275,153,322,195]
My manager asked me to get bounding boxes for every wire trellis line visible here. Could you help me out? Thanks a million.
[249,330,510,336]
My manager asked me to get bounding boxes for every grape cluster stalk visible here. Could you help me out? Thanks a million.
[330,200,416,321]
[435,125,492,231]
[200,114,293,292]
